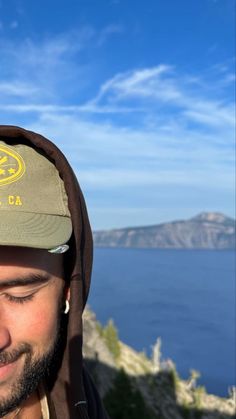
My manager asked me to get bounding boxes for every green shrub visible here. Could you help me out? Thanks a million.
[193,386,205,410]
[95,321,103,337]
[169,367,180,390]
[102,319,121,360]
[103,369,155,419]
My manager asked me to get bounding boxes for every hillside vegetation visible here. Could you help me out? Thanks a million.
[83,308,236,419]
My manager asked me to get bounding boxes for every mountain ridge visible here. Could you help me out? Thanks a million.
[93,212,235,249]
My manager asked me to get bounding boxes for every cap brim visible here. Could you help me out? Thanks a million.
[0,211,72,250]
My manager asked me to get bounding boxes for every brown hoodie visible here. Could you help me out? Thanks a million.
[0,125,109,419]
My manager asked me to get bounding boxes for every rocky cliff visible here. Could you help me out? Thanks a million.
[93,212,235,249]
[83,307,236,419]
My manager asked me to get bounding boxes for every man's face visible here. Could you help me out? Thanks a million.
[0,246,67,416]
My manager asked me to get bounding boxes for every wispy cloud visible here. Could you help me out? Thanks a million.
[0,27,95,102]
[0,82,39,97]
[88,64,235,132]
[1,35,234,165]
[97,24,124,46]
[0,31,234,227]
[90,65,176,103]
[1,53,234,136]
[27,111,234,191]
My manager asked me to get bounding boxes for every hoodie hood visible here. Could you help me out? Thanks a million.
[0,125,108,419]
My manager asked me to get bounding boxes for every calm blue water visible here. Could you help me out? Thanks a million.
[87,248,235,397]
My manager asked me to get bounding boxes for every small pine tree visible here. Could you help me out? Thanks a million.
[103,319,121,360]
[103,369,154,419]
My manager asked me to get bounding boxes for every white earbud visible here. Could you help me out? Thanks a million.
[64,300,70,314]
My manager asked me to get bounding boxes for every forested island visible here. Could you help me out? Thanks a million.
[93,212,235,249]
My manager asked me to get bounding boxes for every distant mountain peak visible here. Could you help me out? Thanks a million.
[190,212,233,223]
[93,211,235,249]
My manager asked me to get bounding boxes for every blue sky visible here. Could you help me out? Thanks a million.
[0,0,235,229]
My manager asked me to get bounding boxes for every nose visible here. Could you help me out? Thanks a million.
[0,326,11,351]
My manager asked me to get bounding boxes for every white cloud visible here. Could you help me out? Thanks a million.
[0,32,234,226]
[2,55,233,140]
[0,31,234,131]
[75,167,232,189]
[88,65,235,132]
[0,82,39,97]
[97,24,124,46]
[90,65,174,104]
[26,112,234,193]
[0,27,95,102]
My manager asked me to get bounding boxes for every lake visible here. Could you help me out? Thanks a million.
[87,248,235,397]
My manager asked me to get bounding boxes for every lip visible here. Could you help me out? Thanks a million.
[0,360,17,381]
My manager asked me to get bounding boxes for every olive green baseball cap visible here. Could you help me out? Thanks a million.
[0,140,72,250]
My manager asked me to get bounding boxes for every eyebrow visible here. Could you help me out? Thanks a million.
[0,273,51,290]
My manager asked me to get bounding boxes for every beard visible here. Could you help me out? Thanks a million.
[0,313,63,418]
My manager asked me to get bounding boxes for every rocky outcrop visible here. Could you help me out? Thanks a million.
[83,307,236,418]
[93,212,235,249]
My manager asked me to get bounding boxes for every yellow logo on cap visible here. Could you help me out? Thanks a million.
[0,145,25,186]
